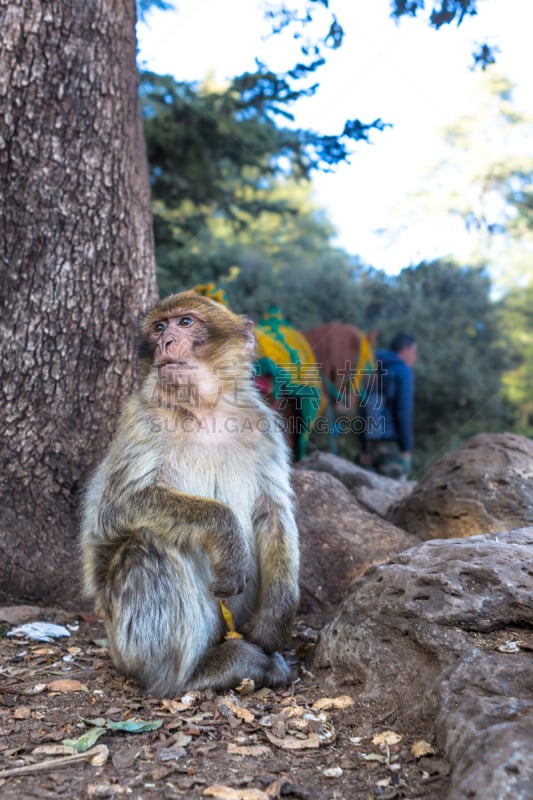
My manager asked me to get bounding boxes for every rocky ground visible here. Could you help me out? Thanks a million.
[0,606,449,800]
[3,432,533,799]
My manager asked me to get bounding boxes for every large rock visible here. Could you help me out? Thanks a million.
[391,433,533,539]
[313,527,533,799]
[292,470,419,626]
[297,450,416,518]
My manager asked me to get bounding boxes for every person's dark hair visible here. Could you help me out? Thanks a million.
[389,332,416,353]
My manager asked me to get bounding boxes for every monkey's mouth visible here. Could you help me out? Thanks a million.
[156,360,190,368]
[155,360,197,385]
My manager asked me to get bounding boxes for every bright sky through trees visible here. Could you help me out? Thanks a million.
[137,0,532,274]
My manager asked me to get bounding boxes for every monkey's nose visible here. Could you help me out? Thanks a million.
[157,335,175,354]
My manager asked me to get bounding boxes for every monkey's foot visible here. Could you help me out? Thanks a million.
[268,651,293,688]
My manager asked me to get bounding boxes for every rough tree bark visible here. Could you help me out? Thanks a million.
[0,1,158,604]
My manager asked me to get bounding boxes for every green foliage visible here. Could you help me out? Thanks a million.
[140,69,369,310]
[441,72,533,237]
[498,282,533,436]
[390,0,496,67]
[390,0,477,28]
[153,172,368,328]
[141,70,387,253]
[137,0,172,22]
[269,1,494,72]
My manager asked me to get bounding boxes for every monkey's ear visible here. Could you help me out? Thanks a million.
[243,319,256,355]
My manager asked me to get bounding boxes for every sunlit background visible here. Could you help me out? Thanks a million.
[137,0,532,283]
[135,1,533,468]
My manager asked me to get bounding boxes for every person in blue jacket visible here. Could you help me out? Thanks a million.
[361,332,417,480]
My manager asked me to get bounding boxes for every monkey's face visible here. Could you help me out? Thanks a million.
[149,311,207,382]
[141,291,255,405]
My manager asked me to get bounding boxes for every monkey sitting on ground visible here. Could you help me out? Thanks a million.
[80,291,299,697]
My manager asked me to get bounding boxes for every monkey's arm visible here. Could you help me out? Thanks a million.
[102,486,250,597]
[243,491,300,652]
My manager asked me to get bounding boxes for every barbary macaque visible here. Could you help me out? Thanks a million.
[80,291,299,697]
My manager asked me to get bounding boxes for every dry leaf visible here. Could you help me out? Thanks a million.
[32,744,76,756]
[180,691,202,706]
[158,745,187,762]
[300,711,327,733]
[236,678,255,695]
[251,687,272,700]
[203,785,269,800]
[0,743,109,779]
[160,693,201,712]
[372,730,402,746]
[278,705,328,727]
[13,706,31,720]
[112,747,140,769]
[217,698,254,724]
[411,739,436,759]
[47,679,88,693]
[312,695,355,711]
[498,641,521,654]
[172,731,192,747]
[322,767,343,778]
[361,753,387,763]
[289,718,311,732]
[271,718,286,738]
[258,714,276,728]
[279,706,306,720]
[227,744,271,757]
[24,683,47,695]
[317,721,336,745]
[89,744,109,766]
[184,711,213,724]
[160,698,193,713]
[264,730,321,750]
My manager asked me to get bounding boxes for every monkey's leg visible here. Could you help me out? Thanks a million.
[185,638,292,692]
[102,533,224,698]
[103,534,291,696]
[242,496,300,653]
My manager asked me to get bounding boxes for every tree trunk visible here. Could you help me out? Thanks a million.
[0,0,158,605]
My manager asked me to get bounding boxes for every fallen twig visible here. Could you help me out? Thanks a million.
[0,744,107,779]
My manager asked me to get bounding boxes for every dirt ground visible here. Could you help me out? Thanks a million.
[0,608,450,800]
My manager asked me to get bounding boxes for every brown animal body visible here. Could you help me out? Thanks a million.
[304,322,372,411]
[80,291,299,697]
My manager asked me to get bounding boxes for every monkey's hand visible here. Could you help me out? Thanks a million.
[209,569,248,598]
[132,489,250,598]
[208,519,252,598]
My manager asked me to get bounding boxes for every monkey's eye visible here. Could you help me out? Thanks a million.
[153,321,167,334]
[178,315,194,327]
